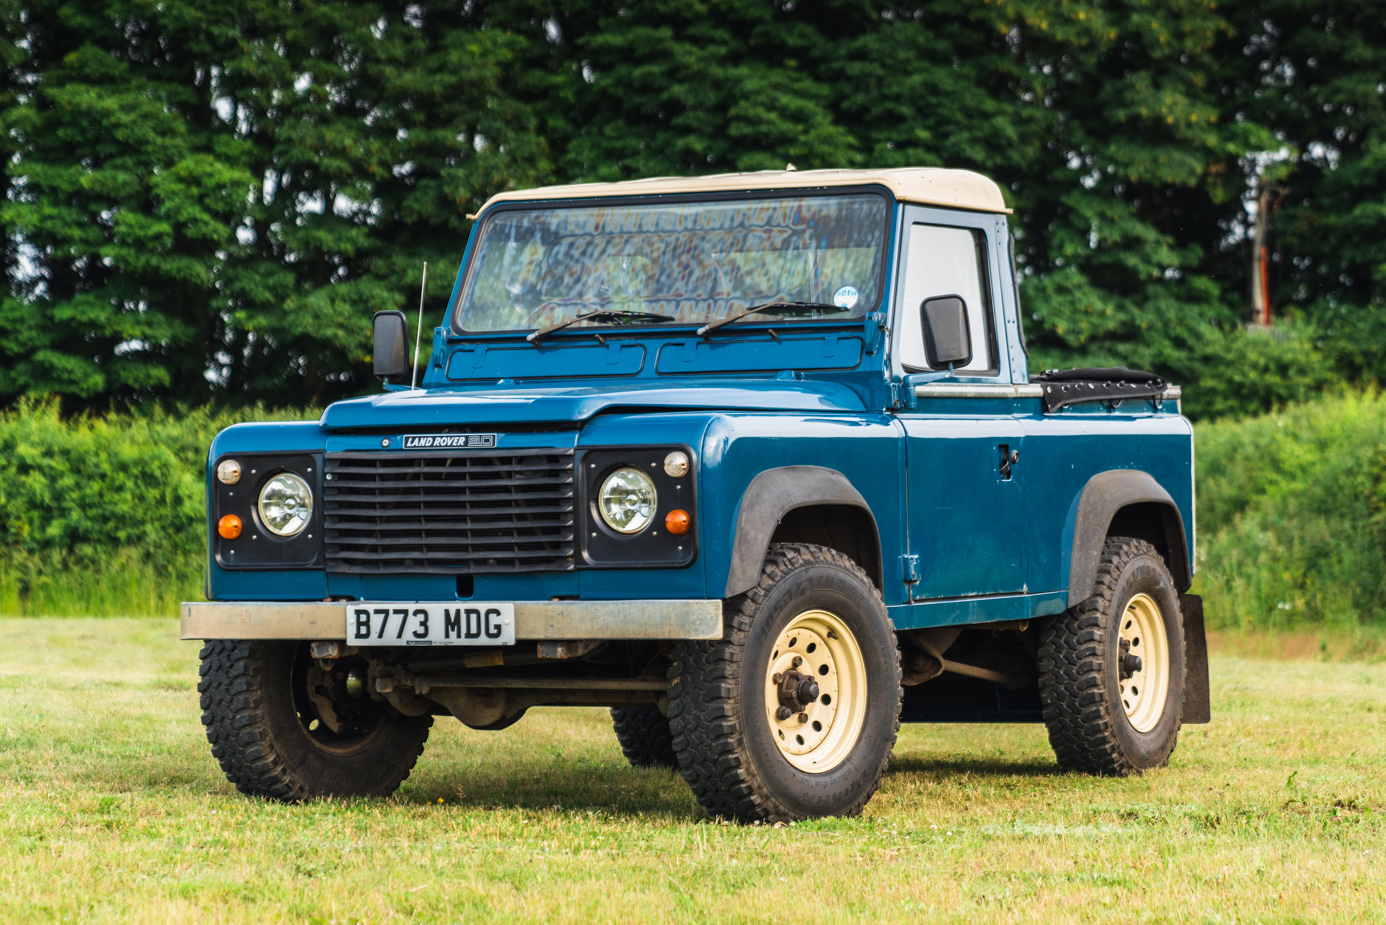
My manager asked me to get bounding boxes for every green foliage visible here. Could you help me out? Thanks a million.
[1223,1,1386,379]
[1196,389,1386,629]
[0,2,1382,417]
[1174,322,1336,420]
[0,401,313,616]
[0,1,555,410]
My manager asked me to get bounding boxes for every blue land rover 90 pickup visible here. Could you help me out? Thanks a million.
[184,168,1207,822]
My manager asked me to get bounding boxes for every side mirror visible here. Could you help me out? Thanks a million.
[920,295,972,370]
[373,310,409,380]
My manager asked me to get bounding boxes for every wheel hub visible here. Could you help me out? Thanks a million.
[762,609,868,773]
[1118,639,1143,680]
[773,663,822,717]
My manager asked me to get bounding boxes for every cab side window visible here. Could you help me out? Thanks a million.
[898,224,997,374]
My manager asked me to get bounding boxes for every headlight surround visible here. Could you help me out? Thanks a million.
[598,467,658,534]
[257,472,313,537]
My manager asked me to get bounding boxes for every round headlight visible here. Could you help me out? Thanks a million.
[258,472,313,537]
[598,467,658,534]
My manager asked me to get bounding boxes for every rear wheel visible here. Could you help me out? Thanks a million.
[1038,536,1185,775]
[668,543,901,823]
[198,640,432,801]
[611,707,678,770]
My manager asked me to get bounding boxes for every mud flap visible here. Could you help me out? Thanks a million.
[1179,593,1211,724]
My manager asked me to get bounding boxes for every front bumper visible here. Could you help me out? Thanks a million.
[180,600,724,642]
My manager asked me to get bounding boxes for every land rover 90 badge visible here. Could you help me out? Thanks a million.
[400,433,497,450]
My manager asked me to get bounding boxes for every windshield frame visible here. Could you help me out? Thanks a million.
[446,185,896,337]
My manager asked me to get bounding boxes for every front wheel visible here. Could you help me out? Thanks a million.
[198,640,432,801]
[1038,536,1185,775]
[668,544,901,823]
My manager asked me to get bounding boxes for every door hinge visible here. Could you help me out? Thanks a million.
[863,312,888,355]
[889,379,916,411]
[900,554,921,583]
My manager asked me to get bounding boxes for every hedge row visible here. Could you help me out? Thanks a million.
[2,394,1384,631]
[1194,389,1386,632]
[0,403,313,616]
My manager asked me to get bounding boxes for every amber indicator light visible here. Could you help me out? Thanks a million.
[218,514,243,540]
[665,509,691,535]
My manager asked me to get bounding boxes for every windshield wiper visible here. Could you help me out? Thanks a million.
[696,301,850,337]
[527,309,675,343]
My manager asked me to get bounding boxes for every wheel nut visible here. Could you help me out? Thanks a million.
[772,672,783,684]
[797,712,808,723]
[776,706,792,721]
[792,656,802,668]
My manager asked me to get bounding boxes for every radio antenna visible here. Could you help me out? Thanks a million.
[411,261,427,389]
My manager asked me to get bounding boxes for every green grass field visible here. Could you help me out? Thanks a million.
[1,619,1382,924]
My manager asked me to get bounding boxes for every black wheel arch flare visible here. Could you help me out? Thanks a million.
[1068,469,1192,604]
[724,466,882,598]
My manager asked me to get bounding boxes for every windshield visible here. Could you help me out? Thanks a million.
[453,192,891,333]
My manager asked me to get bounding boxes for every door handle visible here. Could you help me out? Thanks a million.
[999,445,1019,480]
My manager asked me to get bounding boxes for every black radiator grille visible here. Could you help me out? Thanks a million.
[323,449,576,573]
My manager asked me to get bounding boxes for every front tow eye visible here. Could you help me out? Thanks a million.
[773,663,822,722]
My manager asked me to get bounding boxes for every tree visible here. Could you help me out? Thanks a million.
[0,2,254,406]
[0,0,1382,417]
[1224,1,1386,383]
[1,0,559,409]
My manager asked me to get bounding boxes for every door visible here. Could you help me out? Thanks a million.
[895,216,1027,599]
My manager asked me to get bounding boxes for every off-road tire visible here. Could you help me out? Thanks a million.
[667,543,902,823]
[198,640,432,801]
[610,707,679,770]
[1038,536,1185,776]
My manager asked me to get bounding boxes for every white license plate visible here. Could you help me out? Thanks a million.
[345,604,516,646]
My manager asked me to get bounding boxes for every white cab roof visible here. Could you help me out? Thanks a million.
[474,167,1010,216]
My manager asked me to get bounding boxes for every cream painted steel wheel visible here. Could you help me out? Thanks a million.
[762,609,867,773]
[1119,592,1170,733]
[1039,536,1185,776]
[668,543,901,822]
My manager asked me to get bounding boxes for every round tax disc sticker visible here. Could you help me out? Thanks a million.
[833,285,859,309]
